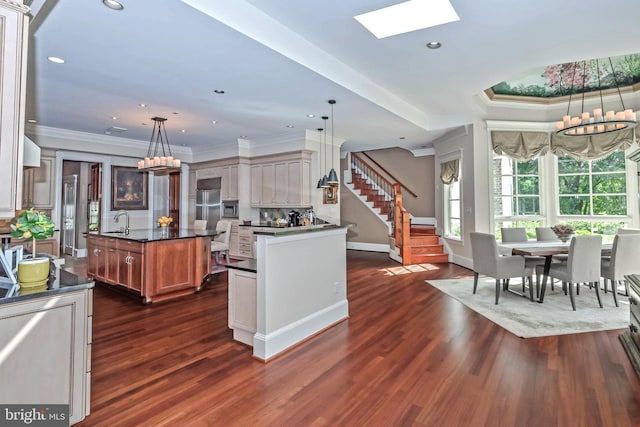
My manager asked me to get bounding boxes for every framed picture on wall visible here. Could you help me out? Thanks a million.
[111,166,148,210]
[323,183,338,204]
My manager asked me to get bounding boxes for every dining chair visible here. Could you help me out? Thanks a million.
[601,234,640,299]
[211,219,232,264]
[546,235,603,311]
[470,232,528,304]
[535,227,560,242]
[502,227,545,294]
[193,219,207,230]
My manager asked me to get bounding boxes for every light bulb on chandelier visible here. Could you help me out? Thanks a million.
[555,58,637,136]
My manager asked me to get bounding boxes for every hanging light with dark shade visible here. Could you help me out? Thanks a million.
[327,100,339,184]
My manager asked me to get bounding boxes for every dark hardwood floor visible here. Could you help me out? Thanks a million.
[74,250,640,427]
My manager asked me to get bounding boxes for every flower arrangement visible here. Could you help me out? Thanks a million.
[157,216,173,228]
[10,208,55,256]
[551,223,575,235]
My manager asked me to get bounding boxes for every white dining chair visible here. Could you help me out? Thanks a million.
[470,232,528,304]
[211,219,232,264]
[617,228,640,235]
[546,235,603,311]
[601,234,640,299]
[535,227,560,242]
[193,220,207,230]
[502,227,545,295]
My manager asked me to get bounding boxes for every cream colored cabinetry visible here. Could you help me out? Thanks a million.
[250,155,311,207]
[221,165,238,201]
[228,268,257,345]
[238,226,254,258]
[22,157,55,209]
[0,287,93,425]
[229,221,240,258]
[0,1,29,218]
[188,169,197,226]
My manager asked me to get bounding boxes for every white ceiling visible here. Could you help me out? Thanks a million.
[24,0,640,157]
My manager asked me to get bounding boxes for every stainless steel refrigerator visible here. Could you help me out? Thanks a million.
[195,177,221,229]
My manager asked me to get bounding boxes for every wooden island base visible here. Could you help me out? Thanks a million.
[87,230,212,303]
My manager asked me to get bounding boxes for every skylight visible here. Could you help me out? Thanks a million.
[354,0,459,39]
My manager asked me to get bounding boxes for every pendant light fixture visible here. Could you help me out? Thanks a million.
[327,100,339,184]
[137,117,181,173]
[316,127,324,189]
[320,116,330,188]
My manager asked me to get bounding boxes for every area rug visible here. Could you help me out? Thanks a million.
[426,278,628,338]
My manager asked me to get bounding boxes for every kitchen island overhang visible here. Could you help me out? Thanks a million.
[228,225,349,361]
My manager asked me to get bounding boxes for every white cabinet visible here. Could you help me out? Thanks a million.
[0,287,93,425]
[250,157,312,207]
[229,220,240,258]
[221,165,238,201]
[0,1,29,218]
[228,268,257,346]
[23,157,55,209]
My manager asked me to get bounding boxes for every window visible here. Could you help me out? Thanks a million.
[557,151,628,237]
[444,178,461,239]
[493,156,541,238]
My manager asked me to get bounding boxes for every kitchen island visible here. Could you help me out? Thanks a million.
[0,269,94,425]
[86,228,213,303]
[227,224,348,361]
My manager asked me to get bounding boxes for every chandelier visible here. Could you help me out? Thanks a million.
[137,117,181,173]
[555,58,637,136]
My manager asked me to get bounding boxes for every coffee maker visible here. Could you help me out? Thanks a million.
[288,210,301,227]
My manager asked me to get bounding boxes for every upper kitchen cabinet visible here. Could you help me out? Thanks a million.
[23,156,55,209]
[221,165,238,201]
[0,1,29,218]
[250,152,312,207]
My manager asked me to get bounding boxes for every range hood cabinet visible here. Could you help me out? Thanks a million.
[23,135,41,168]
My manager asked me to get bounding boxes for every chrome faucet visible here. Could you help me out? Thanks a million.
[114,210,130,234]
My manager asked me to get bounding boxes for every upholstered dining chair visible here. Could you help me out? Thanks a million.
[617,228,640,235]
[502,227,545,295]
[546,235,603,311]
[470,232,527,304]
[193,219,207,230]
[211,219,232,264]
[601,234,640,299]
[535,227,560,242]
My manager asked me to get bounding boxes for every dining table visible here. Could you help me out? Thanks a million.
[498,241,612,303]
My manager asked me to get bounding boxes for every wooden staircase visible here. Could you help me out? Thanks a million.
[348,152,449,265]
[403,225,449,264]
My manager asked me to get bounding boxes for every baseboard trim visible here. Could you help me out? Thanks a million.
[346,242,390,253]
[253,300,349,361]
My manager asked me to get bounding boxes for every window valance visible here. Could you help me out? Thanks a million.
[440,159,459,185]
[491,128,634,161]
[550,128,634,160]
[491,131,549,161]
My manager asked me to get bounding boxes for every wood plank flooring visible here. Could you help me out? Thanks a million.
[74,250,640,427]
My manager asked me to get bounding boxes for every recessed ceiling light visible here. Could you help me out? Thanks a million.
[399,136,406,139]
[286,125,295,128]
[211,120,217,124]
[27,119,37,123]
[181,129,186,133]
[354,0,459,39]
[102,0,124,11]
[307,114,315,118]
[239,135,247,138]
[47,56,65,64]
[214,89,225,94]
[139,103,147,107]
[172,112,179,115]
[112,116,118,120]
[426,41,442,49]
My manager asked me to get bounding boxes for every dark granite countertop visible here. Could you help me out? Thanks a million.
[226,259,257,273]
[89,228,217,242]
[0,268,94,305]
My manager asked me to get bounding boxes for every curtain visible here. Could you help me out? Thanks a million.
[491,131,549,161]
[550,128,634,160]
[440,159,459,185]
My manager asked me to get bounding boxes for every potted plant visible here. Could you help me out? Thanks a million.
[10,209,55,293]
